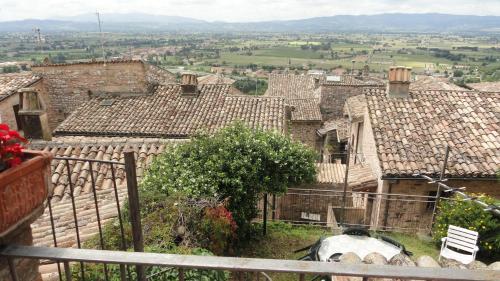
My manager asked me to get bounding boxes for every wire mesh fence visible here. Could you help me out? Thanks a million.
[258,188,450,233]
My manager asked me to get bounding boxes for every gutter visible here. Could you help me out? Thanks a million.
[381,176,499,181]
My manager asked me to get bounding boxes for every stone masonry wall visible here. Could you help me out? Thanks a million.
[144,63,176,86]
[32,61,150,130]
[0,80,48,131]
[372,179,500,232]
[0,94,20,130]
[320,85,372,121]
[290,121,322,151]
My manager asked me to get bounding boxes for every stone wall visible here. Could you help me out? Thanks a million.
[144,63,176,86]
[0,94,20,130]
[0,80,48,131]
[0,225,42,281]
[32,61,151,130]
[289,121,322,151]
[372,179,500,232]
[320,85,376,121]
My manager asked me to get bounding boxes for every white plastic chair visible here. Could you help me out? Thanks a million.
[439,225,479,265]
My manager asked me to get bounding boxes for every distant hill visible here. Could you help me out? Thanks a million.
[1,13,500,33]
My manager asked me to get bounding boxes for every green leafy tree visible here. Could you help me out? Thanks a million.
[433,193,500,260]
[142,123,317,235]
[453,70,464,77]
[234,78,268,95]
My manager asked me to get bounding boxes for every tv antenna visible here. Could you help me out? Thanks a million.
[96,11,106,64]
[33,27,42,54]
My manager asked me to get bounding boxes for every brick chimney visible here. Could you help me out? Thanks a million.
[18,88,52,140]
[387,66,412,98]
[180,73,199,96]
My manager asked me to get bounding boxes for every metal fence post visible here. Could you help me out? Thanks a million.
[340,144,351,227]
[124,150,146,281]
[430,145,450,234]
[263,194,268,236]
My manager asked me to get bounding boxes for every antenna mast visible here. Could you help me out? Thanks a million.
[96,12,105,62]
[33,27,42,54]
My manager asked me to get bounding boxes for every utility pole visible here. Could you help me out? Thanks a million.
[96,12,106,62]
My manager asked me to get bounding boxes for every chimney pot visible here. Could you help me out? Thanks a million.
[387,66,411,98]
[181,73,199,96]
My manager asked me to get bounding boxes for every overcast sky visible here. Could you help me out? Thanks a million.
[0,0,496,22]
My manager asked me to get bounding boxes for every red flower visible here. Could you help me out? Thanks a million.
[0,123,26,170]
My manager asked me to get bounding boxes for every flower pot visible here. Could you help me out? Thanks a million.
[0,150,52,238]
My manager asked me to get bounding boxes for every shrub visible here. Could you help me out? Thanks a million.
[79,189,229,281]
[200,205,237,255]
[433,193,500,260]
[142,122,317,237]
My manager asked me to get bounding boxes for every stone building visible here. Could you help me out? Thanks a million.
[0,60,177,141]
[54,75,285,138]
[31,60,176,130]
[265,73,386,157]
[345,66,500,230]
[0,73,46,131]
[265,74,323,149]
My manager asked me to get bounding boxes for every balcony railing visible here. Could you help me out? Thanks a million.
[1,245,499,281]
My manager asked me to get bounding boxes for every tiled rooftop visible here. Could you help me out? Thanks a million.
[365,88,500,178]
[54,84,285,137]
[265,74,320,100]
[317,119,350,141]
[0,72,41,102]
[410,75,465,91]
[289,99,322,121]
[344,94,367,122]
[197,74,235,85]
[29,138,183,248]
[316,163,377,189]
[468,81,500,92]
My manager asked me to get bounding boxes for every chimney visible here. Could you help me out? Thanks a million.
[387,66,411,98]
[363,64,370,77]
[313,77,320,89]
[180,73,199,96]
[18,88,51,140]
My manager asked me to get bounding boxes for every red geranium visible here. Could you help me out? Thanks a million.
[0,123,27,170]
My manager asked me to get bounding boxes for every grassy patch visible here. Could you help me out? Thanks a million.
[238,223,440,281]
[376,231,439,260]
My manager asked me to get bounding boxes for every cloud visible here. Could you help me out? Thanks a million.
[0,0,497,22]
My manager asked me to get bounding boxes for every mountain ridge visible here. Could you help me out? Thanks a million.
[1,13,499,33]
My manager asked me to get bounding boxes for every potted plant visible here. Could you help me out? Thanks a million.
[0,123,52,237]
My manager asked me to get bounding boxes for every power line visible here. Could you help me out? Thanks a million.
[413,145,500,219]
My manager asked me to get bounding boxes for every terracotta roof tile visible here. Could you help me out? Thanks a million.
[344,94,367,122]
[468,82,500,92]
[265,74,320,100]
[365,88,500,178]
[411,76,465,91]
[54,84,285,137]
[0,72,41,101]
[197,74,235,85]
[289,99,322,121]
[29,138,183,248]
[316,163,377,189]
